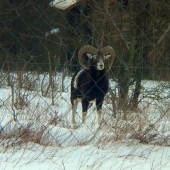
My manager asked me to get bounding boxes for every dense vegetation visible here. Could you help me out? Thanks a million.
[1,0,170,109]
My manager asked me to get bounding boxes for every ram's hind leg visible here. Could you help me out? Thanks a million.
[82,99,89,123]
[97,109,102,125]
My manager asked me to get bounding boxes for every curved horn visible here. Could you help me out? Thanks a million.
[101,46,115,70]
[78,45,98,70]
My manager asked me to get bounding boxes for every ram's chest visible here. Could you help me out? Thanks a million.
[93,82,106,92]
[88,79,108,98]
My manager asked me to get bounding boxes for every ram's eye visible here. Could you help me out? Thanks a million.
[104,55,111,60]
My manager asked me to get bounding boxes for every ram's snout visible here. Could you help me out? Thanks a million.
[96,58,104,70]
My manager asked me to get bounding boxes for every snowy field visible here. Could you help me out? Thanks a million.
[1,72,170,169]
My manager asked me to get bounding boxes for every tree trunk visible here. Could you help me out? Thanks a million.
[118,0,136,112]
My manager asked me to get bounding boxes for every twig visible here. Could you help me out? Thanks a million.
[62,161,65,170]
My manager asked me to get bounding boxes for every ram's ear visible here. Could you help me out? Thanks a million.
[87,53,93,59]
[104,54,111,60]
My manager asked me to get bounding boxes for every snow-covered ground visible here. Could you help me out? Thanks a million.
[1,72,170,169]
[1,141,170,170]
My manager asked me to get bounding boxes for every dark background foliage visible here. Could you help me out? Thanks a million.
[1,0,170,109]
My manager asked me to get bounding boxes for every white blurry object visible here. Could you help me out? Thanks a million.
[45,28,59,37]
[49,0,84,10]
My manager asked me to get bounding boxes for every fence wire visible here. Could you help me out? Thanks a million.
[1,0,170,169]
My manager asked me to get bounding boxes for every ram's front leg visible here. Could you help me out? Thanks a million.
[82,98,89,123]
[71,98,79,128]
[96,99,104,125]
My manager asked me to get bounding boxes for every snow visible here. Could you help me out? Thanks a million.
[1,73,170,169]
[1,142,170,169]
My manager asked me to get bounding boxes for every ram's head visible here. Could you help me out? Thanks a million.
[78,45,115,71]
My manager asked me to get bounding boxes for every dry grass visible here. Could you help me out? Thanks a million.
[1,72,170,151]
